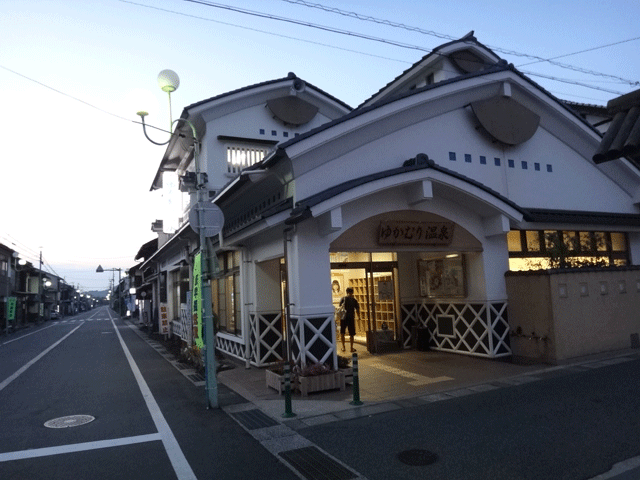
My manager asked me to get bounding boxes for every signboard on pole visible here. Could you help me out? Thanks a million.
[6,297,16,321]
[192,252,204,348]
[159,303,169,334]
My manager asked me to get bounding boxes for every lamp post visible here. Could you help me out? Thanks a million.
[136,69,221,409]
[96,265,122,316]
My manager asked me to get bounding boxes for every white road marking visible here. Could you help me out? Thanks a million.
[108,311,197,480]
[0,324,56,346]
[0,433,162,462]
[0,323,84,393]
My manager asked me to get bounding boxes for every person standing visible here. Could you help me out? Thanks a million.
[339,287,360,352]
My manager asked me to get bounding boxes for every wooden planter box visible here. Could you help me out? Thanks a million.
[265,369,295,395]
[298,371,345,397]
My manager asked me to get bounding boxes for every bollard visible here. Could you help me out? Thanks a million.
[282,363,296,418]
[350,352,363,405]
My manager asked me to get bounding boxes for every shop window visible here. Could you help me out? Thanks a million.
[508,229,629,271]
[212,251,242,336]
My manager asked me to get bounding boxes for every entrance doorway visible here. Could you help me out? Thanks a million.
[330,252,399,347]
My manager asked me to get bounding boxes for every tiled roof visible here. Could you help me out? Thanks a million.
[593,89,640,164]
[184,72,352,112]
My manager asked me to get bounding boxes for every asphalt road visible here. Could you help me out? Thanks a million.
[3,306,639,479]
[299,353,640,480]
[0,307,298,480]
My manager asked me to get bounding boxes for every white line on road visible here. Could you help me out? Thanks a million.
[108,310,197,480]
[0,324,57,346]
[0,433,162,462]
[0,323,84,393]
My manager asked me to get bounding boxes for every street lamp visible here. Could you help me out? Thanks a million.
[96,265,122,316]
[136,69,221,409]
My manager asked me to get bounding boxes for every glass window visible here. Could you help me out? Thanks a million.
[611,232,626,251]
[507,231,522,252]
[595,232,607,251]
[579,232,593,252]
[212,251,242,335]
[509,229,628,270]
[526,231,540,252]
[226,145,269,175]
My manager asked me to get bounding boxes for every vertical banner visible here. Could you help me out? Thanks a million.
[6,297,17,321]
[192,252,204,348]
[159,303,169,334]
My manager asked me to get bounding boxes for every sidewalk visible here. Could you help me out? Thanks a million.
[217,346,640,429]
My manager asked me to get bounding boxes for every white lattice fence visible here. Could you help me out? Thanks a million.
[289,314,337,369]
[401,300,511,358]
[249,311,284,367]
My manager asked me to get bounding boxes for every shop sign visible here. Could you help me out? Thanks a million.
[378,221,454,246]
[159,303,169,334]
[192,252,204,348]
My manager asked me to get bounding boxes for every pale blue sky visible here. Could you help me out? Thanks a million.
[1,0,639,290]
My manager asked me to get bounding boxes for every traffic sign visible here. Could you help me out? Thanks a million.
[189,202,224,237]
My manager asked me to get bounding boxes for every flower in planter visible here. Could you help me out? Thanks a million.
[296,362,332,377]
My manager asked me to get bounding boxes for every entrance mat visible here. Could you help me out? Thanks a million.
[230,408,279,430]
[280,446,357,480]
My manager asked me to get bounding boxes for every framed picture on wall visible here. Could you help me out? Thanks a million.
[418,255,466,298]
[331,274,344,303]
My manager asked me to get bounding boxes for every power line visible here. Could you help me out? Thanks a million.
[280,0,640,86]
[522,71,625,96]
[120,0,409,64]
[0,64,171,134]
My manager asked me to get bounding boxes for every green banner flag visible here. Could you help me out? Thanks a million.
[192,252,204,348]
[6,297,17,321]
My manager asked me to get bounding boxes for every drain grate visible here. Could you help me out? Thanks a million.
[44,415,95,429]
[397,449,438,466]
[231,409,279,430]
[187,373,205,382]
[280,446,356,480]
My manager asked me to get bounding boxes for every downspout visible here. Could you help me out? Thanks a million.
[283,227,294,365]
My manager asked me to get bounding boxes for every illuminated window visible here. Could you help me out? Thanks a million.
[226,145,269,175]
[508,229,629,270]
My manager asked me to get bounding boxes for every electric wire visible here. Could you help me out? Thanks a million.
[280,0,640,86]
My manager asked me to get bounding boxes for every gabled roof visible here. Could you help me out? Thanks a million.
[150,73,352,191]
[359,31,501,108]
[593,89,640,165]
[185,72,352,112]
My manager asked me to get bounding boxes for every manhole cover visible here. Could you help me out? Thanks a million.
[397,449,438,466]
[44,415,95,429]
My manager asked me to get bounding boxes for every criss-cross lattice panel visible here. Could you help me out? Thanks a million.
[290,314,336,369]
[171,320,184,340]
[401,303,418,348]
[488,302,511,356]
[180,303,192,344]
[216,335,245,360]
[401,301,511,358]
[249,312,284,367]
